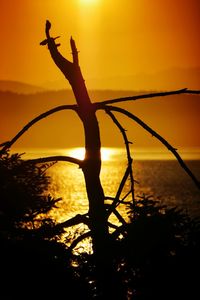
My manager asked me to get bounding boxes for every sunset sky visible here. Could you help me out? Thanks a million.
[1,0,200,89]
[0,0,200,151]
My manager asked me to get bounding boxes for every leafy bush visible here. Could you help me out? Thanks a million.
[0,150,60,233]
[0,151,90,298]
[114,195,200,298]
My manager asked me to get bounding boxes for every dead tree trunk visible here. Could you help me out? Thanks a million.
[41,21,108,255]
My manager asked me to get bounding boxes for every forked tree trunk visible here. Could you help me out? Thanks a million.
[42,21,108,255]
[42,22,125,297]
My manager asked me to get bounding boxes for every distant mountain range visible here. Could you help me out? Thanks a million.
[41,67,200,91]
[0,80,47,94]
[84,68,200,91]
[0,67,199,93]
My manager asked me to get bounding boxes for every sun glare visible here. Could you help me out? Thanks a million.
[80,0,98,5]
[67,147,113,161]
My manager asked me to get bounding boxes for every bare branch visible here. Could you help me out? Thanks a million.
[116,167,130,201]
[104,196,115,201]
[112,208,127,226]
[70,36,79,66]
[107,222,119,230]
[41,20,73,80]
[111,224,127,240]
[105,204,127,226]
[0,141,9,148]
[102,105,200,190]
[68,231,91,252]
[54,213,89,230]
[105,167,129,219]
[26,155,83,168]
[105,109,135,205]
[121,190,132,202]
[0,105,78,155]
[95,88,200,107]
[16,213,89,238]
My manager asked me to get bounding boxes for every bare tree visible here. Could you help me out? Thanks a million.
[1,21,199,285]
[1,20,200,249]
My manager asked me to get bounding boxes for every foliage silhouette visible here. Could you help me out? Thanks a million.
[0,150,60,231]
[0,151,91,298]
[0,145,200,299]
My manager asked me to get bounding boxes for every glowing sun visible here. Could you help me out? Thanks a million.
[67,147,113,161]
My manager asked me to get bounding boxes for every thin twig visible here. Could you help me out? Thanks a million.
[116,167,130,200]
[54,213,89,230]
[94,88,200,107]
[16,213,89,238]
[105,109,135,206]
[112,208,127,226]
[0,105,78,155]
[68,231,91,252]
[26,155,83,167]
[104,167,129,219]
[111,224,128,240]
[121,190,132,202]
[105,204,127,226]
[107,222,119,230]
[104,196,115,201]
[102,105,200,190]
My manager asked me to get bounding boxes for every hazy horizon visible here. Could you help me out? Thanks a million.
[11,146,200,161]
[1,65,200,92]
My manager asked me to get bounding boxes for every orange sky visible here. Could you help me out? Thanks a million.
[0,0,200,151]
[1,0,200,90]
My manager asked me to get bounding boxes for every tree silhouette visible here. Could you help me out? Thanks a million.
[0,20,200,297]
[1,19,200,251]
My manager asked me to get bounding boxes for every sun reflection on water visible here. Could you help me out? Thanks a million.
[65,147,118,161]
[11,147,200,252]
[46,149,129,223]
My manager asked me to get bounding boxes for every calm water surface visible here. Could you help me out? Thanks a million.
[18,147,200,221]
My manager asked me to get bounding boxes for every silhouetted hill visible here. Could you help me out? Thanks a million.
[86,67,200,90]
[0,80,47,94]
[41,67,200,91]
[1,67,199,93]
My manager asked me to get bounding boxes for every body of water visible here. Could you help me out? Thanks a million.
[14,147,200,221]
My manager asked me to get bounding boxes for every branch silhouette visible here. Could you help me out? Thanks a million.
[41,20,74,80]
[95,88,200,107]
[68,231,91,252]
[18,213,89,238]
[0,105,78,155]
[101,105,200,190]
[26,156,83,167]
[105,167,130,218]
[105,109,135,208]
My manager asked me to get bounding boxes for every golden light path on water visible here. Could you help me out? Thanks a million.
[12,147,200,252]
[47,147,131,224]
[46,147,131,252]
